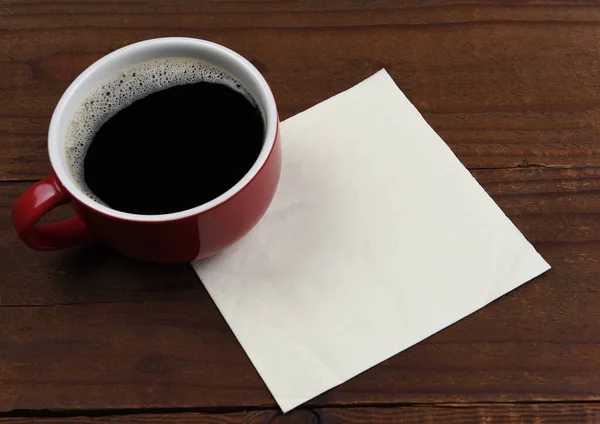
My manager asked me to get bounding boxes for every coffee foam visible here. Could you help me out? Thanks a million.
[65,57,255,205]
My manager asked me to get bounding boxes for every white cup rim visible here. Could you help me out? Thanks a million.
[48,37,278,223]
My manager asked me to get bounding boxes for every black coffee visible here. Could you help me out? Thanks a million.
[66,58,264,215]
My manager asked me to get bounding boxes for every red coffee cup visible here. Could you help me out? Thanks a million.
[12,38,281,263]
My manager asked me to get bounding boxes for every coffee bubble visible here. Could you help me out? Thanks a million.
[64,58,254,204]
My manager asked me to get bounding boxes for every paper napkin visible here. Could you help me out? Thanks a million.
[192,70,550,412]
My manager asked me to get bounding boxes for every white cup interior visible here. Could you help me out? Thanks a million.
[49,37,278,222]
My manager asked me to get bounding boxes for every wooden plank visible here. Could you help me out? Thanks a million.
[2,404,600,423]
[2,165,600,410]
[3,2,600,179]
[3,166,597,305]
[3,0,600,415]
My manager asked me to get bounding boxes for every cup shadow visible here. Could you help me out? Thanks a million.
[52,242,201,299]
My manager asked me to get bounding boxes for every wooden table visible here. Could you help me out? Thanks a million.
[1,1,600,422]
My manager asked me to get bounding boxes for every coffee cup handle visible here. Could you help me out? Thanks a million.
[12,174,93,250]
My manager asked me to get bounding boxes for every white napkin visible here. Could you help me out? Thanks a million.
[192,69,550,413]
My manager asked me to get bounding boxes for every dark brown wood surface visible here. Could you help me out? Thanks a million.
[2,0,600,422]
[1,404,599,424]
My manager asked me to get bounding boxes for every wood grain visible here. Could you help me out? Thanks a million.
[2,166,600,411]
[2,0,600,420]
[2,404,600,423]
[3,1,600,179]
